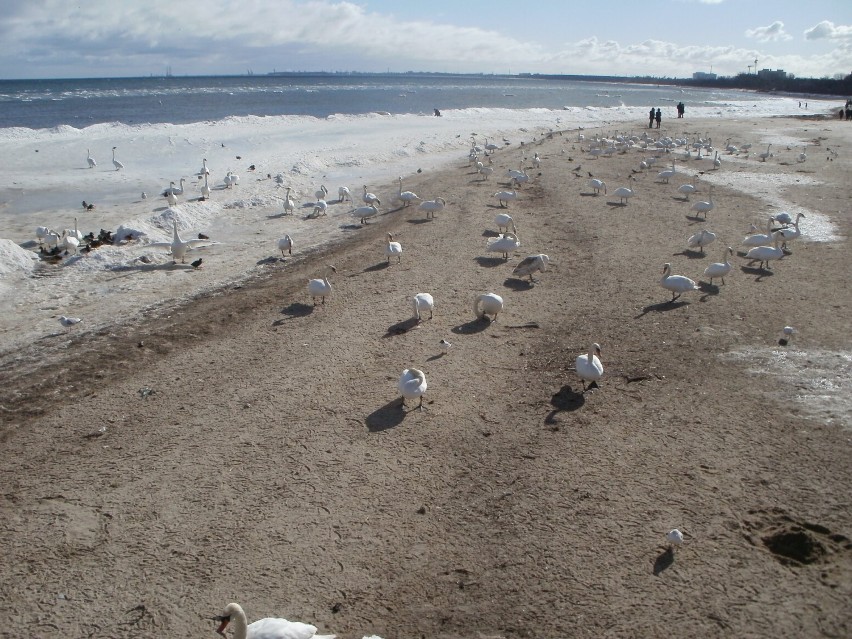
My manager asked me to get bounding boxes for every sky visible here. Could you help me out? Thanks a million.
[0,0,850,80]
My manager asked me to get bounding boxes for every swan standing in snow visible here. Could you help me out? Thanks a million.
[64,217,83,241]
[703,246,733,285]
[412,293,434,321]
[399,368,427,411]
[660,263,699,301]
[213,602,335,639]
[86,149,96,168]
[575,343,603,391]
[486,232,520,259]
[396,177,419,206]
[315,184,328,201]
[199,158,210,176]
[111,146,124,170]
[362,185,381,206]
[352,204,380,224]
[512,254,550,282]
[775,212,805,249]
[419,197,446,219]
[312,199,328,217]
[277,234,293,258]
[338,186,352,203]
[385,233,402,263]
[588,178,607,195]
[773,211,793,226]
[36,226,55,246]
[689,185,714,219]
[166,190,178,207]
[282,187,296,215]
[474,293,504,321]
[308,265,336,305]
[494,212,517,234]
[61,231,79,255]
[745,235,785,269]
[686,229,717,254]
[713,151,721,170]
[158,219,209,263]
[201,173,211,200]
[494,190,518,208]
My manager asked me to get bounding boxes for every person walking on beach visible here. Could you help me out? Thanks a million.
[655,108,662,129]
[649,107,656,129]
[676,102,685,118]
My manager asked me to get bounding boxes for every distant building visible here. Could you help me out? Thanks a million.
[693,72,717,80]
[757,68,787,80]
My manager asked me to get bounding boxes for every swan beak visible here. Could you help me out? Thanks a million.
[214,616,230,636]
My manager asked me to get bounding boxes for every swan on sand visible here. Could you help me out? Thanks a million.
[575,343,603,391]
[474,293,503,322]
[308,265,336,305]
[399,368,427,411]
[660,262,699,302]
[213,602,335,639]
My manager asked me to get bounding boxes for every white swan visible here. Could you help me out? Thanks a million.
[759,144,772,162]
[494,212,517,234]
[315,184,328,201]
[412,292,434,321]
[511,170,530,188]
[588,178,606,195]
[656,161,676,183]
[36,226,55,246]
[575,343,603,391]
[397,177,419,206]
[200,158,210,176]
[111,146,124,170]
[772,211,793,226]
[201,173,211,200]
[713,151,721,170]
[486,232,520,259]
[474,293,504,321]
[173,178,186,196]
[385,233,402,263]
[312,199,328,217]
[666,529,684,549]
[797,146,807,163]
[775,212,805,249]
[660,263,699,301]
[166,219,207,263]
[352,204,380,224]
[214,603,335,639]
[283,187,296,215]
[703,246,733,285]
[419,197,446,219]
[494,190,517,208]
[362,185,381,206]
[686,229,717,254]
[512,254,550,282]
[338,186,352,203]
[308,265,336,305]
[167,190,178,207]
[745,235,785,269]
[742,218,775,247]
[64,217,83,241]
[677,183,697,200]
[277,234,293,258]
[86,148,96,168]
[61,231,79,255]
[611,183,635,205]
[399,368,427,410]
[479,165,495,180]
[689,185,714,219]
[532,152,541,168]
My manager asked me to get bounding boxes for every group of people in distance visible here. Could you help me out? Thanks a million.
[648,102,686,128]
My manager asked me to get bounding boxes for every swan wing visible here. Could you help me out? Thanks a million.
[247,617,325,639]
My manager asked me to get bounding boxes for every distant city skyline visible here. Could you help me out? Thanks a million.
[0,0,849,80]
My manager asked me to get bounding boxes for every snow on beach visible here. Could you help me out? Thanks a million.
[0,97,840,358]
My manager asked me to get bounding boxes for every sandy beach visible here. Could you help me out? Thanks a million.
[1,111,851,638]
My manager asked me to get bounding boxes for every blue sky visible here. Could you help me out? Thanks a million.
[0,0,849,79]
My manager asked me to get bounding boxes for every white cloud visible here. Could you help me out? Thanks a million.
[804,20,852,41]
[745,21,792,43]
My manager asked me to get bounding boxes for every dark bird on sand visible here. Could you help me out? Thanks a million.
[82,200,95,210]
[190,258,203,269]
[197,233,210,240]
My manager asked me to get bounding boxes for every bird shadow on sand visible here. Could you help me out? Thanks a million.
[256,256,281,266]
[579,192,603,197]
[426,352,447,362]
[605,201,628,208]
[634,300,689,318]
[685,214,708,223]
[110,261,194,273]
[503,277,534,291]
[653,548,675,575]
[274,302,314,323]
[482,229,501,237]
[452,318,493,335]
[474,256,508,268]
[740,265,775,281]
[363,261,390,273]
[365,399,407,432]
[545,384,586,424]
[698,281,721,297]
[406,218,433,225]
[672,249,706,260]
[339,223,365,232]
[384,317,420,337]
